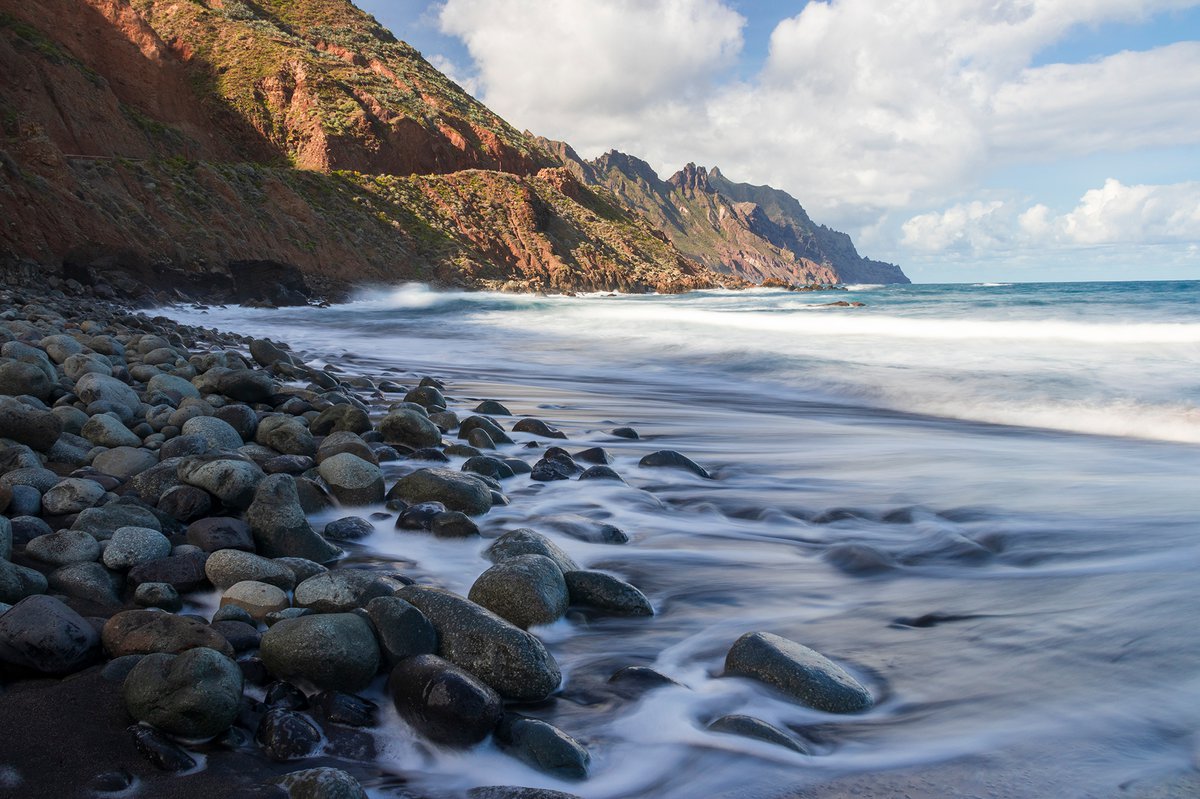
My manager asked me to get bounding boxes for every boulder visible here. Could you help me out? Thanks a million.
[181,416,245,450]
[275,767,368,799]
[102,609,234,658]
[0,558,48,603]
[512,418,568,440]
[396,586,561,702]
[485,529,578,574]
[259,613,380,692]
[256,415,316,457]
[178,455,265,509]
[127,552,209,593]
[246,474,341,563]
[386,468,492,516]
[310,405,371,436]
[92,446,159,480]
[468,555,568,629]
[706,714,810,753]
[123,647,243,738]
[293,570,392,613]
[0,359,53,401]
[217,369,276,403]
[388,654,502,747]
[101,526,172,570]
[0,594,99,674]
[0,396,62,450]
[205,549,296,590]
[25,529,101,566]
[72,503,161,539]
[318,453,384,506]
[74,373,141,419]
[48,561,122,606]
[378,409,441,449]
[564,570,653,617]
[322,516,374,542]
[496,714,590,780]
[364,596,437,666]
[185,516,254,553]
[723,632,873,714]
[80,414,141,448]
[638,450,712,479]
[146,372,201,400]
[222,580,289,620]
[255,708,322,762]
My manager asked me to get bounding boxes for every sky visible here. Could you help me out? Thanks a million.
[356,0,1200,283]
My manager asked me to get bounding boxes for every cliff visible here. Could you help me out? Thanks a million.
[538,139,909,285]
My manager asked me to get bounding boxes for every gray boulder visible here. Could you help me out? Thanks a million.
[246,474,341,563]
[0,358,53,400]
[0,558,48,603]
[25,529,101,566]
[102,609,234,657]
[205,549,296,590]
[469,555,568,629]
[147,372,201,400]
[564,570,653,617]
[275,767,369,799]
[0,396,62,450]
[41,478,106,516]
[217,369,276,403]
[123,647,243,738]
[724,632,873,714]
[92,447,158,481]
[365,596,437,666]
[318,453,384,506]
[310,405,371,436]
[496,714,590,780]
[638,450,712,479]
[80,414,141,448]
[181,416,244,450]
[386,468,492,516]
[259,613,380,692]
[48,561,123,606]
[485,529,579,574]
[0,515,10,560]
[73,503,161,539]
[293,570,392,613]
[221,580,289,620]
[396,586,561,702]
[178,455,265,509]
[378,409,441,449]
[707,714,810,753]
[256,415,316,457]
[74,373,141,419]
[185,516,253,552]
[0,594,99,674]
[102,526,172,570]
[388,654,502,747]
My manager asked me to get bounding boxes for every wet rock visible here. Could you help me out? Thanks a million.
[823,543,895,575]
[25,529,101,566]
[610,427,639,439]
[275,767,368,799]
[543,515,628,544]
[388,654,502,747]
[127,551,209,593]
[0,516,10,560]
[564,570,653,617]
[264,454,316,475]
[250,338,293,368]
[378,409,441,449]
[81,414,141,448]
[407,447,450,462]
[259,613,380,692]
[205,549,296,590]
[129,725,197,772]
[178,455,265,509]
[186,516,254,553]
[74,373,141,419]
[474,400,511,416]
[577,465,624,482]
[246,474,341,563]
[310,405,371,436]
[724,632,873,713]
[102,526,172,570]
[466,427,497,450]
[0,558,49,603]
[275,557,326,584]
[458,416,514,445]
[0,360,53,401]
[430,511,480,539]
[607,666,681,693]
[147,372,201,400]
[469,554,568,629]
[256,415,316,457]
[222,580,290,620]
[312,691,378,729]
[496,714,590,780]
[123,646,243,738]
[396,501,446,530]
[0,397,63,451]
[181,416,244,450]
[462,455,515,480]
[396,586,561,702]
[93,446,159,480]
[530,458,575,482]
[293,570,392,613]
[706,714,810,754]
[315,431,377,466]
[103,609,234,657]
[365,596,437,666]
[40,478,105,516]
[217,369,276,403]
[638,450,711,478]
[512,418,568,440]
[386,468,492,516]
[48,561,122,606]
[7,488,42,518]
[256,708,322,761]
[322,516,374,541]
[485,529,579,574]
[404,385,446,410]
[468,788,584,799]
[118,459,184,507]
[134,582,182,611]
[318,453,384,506]
[0,594,99,674]
[0,466,58,493]
[157,484,212,522]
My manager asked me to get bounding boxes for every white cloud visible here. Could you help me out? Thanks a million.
[901,179,1200,254]
[436,0,1200,235]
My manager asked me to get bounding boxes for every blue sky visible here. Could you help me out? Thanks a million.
[358,1,1200,283]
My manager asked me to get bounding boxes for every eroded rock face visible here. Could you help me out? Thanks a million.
[724,632,873,714]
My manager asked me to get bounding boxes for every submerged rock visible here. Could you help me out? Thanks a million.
[638,450,712,479]
[469,554,569,629]
[564,570,653,616]
[707,714,810,754]
[388,654,502,747]
[496,714,590,780]
[724,632,873,713]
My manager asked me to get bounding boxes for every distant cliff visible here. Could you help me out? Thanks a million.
[0,0,897,302]
[537,139,909,285]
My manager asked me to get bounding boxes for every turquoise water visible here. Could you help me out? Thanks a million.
[166,280,1200,798]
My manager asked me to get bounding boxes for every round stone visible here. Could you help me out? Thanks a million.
[221,580,289,621]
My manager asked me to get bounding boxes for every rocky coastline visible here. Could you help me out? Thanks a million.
[0,280,875,799]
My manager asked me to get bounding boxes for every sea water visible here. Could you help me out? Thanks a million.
[164,280,1200,798]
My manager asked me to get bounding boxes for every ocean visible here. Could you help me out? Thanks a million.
[165,280,1200,798]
